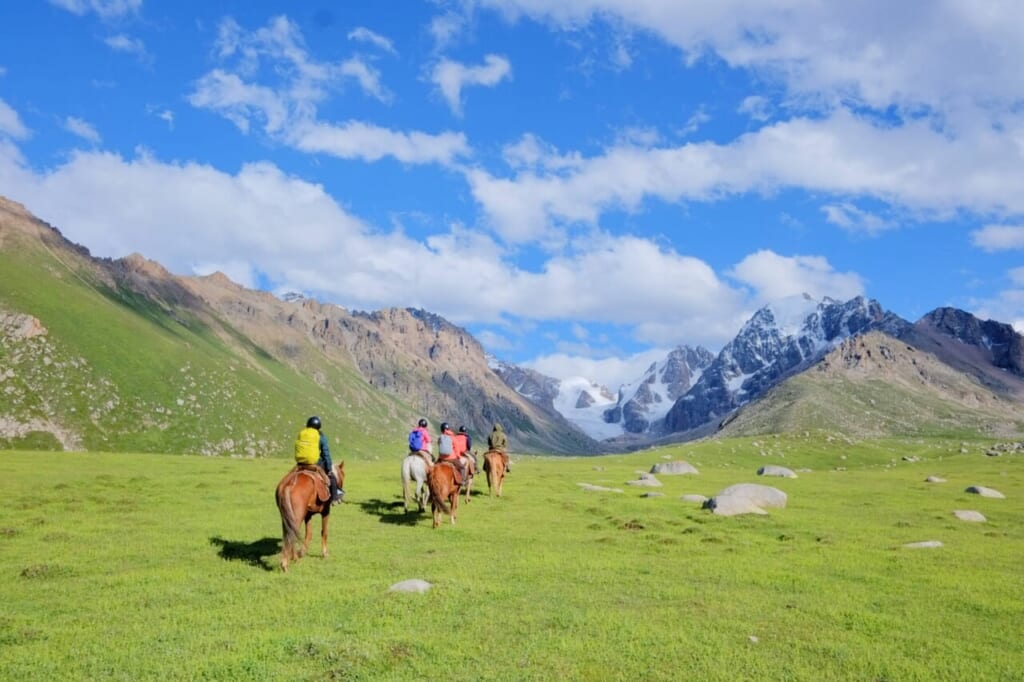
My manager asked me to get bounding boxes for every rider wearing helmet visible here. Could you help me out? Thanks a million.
[436,421,467,486]
[454,425,477,477]
[295,416,344,503]
[409,417,432,464]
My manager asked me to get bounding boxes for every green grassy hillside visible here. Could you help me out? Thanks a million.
[0,235,408,458]
[1,437,1021,680]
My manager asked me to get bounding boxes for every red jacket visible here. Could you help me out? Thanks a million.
[453,433,468,458]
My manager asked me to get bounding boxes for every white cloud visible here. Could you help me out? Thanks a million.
[289,120,469,165]
[738,95,771,121]
[728,250,865,304]
[679,107,710,136]
[467,108,1024,244]
[477,1,1024,115]
[190,17,465,166]
[49,0,140,19]
[429,12,465,51]
[104,34,147,59]
[347,27,397,56]
[64,116,101,144]
[970,225,1024,252]
[821,202,893,235]
[0,99,30,139]
[431,54,512,117]
[340,57,392,103]
[526,347,668,391]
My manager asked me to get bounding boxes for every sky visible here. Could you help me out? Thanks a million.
[2,1,1024,391]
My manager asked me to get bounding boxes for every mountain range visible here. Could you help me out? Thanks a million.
[2,194,1023,456]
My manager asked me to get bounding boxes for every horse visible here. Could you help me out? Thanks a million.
[427,460,460,528]
[458,452,476,504]
[275,461,345,572]
[401,453,431,513]
[483,450,506,497]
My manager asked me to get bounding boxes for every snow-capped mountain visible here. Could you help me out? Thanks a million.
[602,345,715,434]
[661,294,908,433]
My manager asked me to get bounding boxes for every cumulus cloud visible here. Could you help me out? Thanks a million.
[738,95,772,121]
[64,116,101,144]
[821,202,893,235]
[970,225,1024,252]
[0,99,30,139]
[104,34,148,59]
[189,16,465,166]
[467,109,1024,243]
[347,27,397,55]
[728,250,865,304]
[476,1,1024,115]
[431,54,512,116]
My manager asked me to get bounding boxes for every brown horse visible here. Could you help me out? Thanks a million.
[483,450,506,497]
[275,461,345,572]
[427,460,460,528]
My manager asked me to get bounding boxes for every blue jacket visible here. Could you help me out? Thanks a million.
[317,432,333,473]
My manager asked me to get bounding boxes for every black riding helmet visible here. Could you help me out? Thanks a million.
[306,416,322,430]
[418,418,428,427]
[458,425,467,433]
[440,422,450,432]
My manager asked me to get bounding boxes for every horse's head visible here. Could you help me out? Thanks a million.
[334,461,345,489]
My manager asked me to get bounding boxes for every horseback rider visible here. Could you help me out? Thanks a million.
[295,416,344,503]
[487,422,511,473]
[455,425,477,477]
[436,422,467,486]
[408,418,433,465]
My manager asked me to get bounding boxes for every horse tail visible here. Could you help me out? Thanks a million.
[279,476,302,551]
[427,466,451,515]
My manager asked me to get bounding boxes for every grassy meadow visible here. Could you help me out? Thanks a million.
[1,436,1022,680]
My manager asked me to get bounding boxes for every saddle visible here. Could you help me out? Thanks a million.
[437,459,464,487]
[294,465,331,504]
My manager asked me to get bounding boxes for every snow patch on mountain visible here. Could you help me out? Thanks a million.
[553,377,621,440]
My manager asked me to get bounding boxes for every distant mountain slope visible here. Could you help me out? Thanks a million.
[662,295,908,435]
[717,331,1024,439]
[0,196,595,455]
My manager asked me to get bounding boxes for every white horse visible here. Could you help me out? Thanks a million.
[401,453,431,513]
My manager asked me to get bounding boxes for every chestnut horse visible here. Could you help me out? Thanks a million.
[275,461,345,572]
[483,450,506,497]
[427,460,460,528]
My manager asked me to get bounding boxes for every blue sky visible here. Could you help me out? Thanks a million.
[2,1,1024,390]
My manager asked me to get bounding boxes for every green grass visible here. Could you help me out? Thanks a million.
[1,437,1022,680]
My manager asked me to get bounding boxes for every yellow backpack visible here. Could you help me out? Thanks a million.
[294,427,320,465]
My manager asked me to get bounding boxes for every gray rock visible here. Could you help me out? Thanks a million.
[965,485,1005,499]
[757,465,797,478]
[642,492,665,498]
[680,494,708,504]
[717,483,788,509]
[903,540,943,549]
[953,510,986,522]
[389,579,432,593]
[702,495,768,517]
[626,474,663,487]
[924,476,947,483]
[577,483,623,493]
[650,461,699,475]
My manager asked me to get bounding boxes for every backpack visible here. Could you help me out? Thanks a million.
[437,433,454,456]
[408,429,424,452]
[295,427,320,465]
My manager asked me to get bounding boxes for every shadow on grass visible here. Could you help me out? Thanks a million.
[357,497,423,526]
[209,536,280,572]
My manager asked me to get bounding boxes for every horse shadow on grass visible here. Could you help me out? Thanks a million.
[358,497,423,526]
[209,536,280,572]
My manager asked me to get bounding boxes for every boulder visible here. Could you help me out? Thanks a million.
[578,483,623,493]
[717,483,788,509]
[626,474,663,487]
[650,461,699,475]
[953,510,986,522]
[924,476,947,483]
[757,465,797,478]
[680,494,708,504]
[702,495,768,517]
[903,540,943,549]
[388,579,432,593]
[965,485,1005,499]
